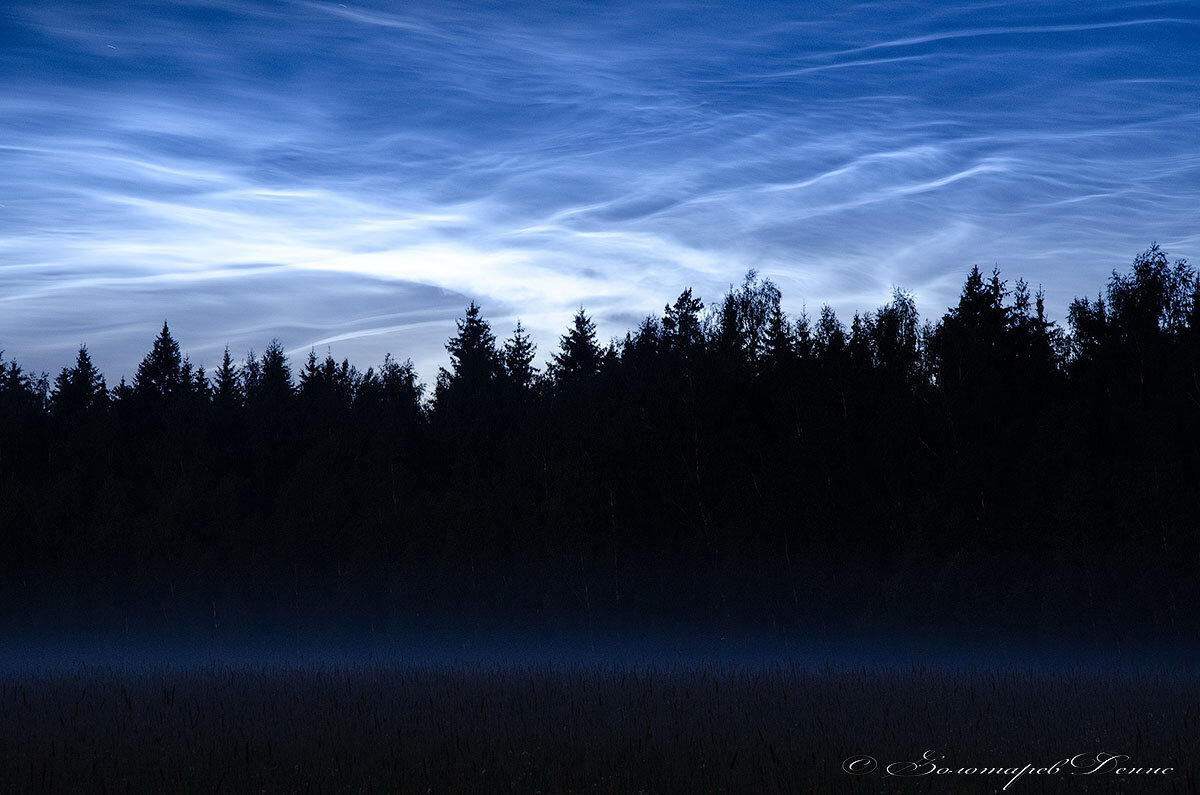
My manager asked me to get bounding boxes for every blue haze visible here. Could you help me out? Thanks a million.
[1,0,1197,380]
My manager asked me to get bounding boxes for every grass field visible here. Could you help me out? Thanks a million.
[0,661,1195,793]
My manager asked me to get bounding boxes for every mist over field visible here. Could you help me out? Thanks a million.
[2,633,1192,682]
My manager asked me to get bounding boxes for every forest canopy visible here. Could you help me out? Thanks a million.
[2,245,1198,642]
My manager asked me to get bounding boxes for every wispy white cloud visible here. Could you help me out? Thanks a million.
[0,0,1197,379]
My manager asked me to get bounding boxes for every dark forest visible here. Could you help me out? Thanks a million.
[3,245,1198,645]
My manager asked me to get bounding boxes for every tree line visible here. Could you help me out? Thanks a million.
[1,245,1198,641]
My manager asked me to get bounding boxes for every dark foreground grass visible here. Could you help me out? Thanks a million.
[0,662,1196,794]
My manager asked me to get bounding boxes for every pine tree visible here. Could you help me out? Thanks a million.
[761,302,794,372]
[793,309,814,360]
[0,354,42,416]
[437,303,500,393]
[191,363,208,401]
[299,349,357,412]
[134,321,186,403]
[49,344,107,416]
[815,305,845,360]
[434,302,502,417]
[933,266,1011,392]
[240,349,261,398]
[847,312,872,368]
[503,320,538,391]
[713,292,743,363]
[551,308,600,385]
[357,353,425,424]
[211,347,242,407]
[254,339,293,405]
[299,349,322,394]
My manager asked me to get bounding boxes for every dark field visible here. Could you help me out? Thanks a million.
[1,661,1195,794]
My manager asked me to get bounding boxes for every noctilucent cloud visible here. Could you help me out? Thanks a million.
[2,1,1197,381]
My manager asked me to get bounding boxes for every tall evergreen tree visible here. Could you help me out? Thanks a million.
[502,320,538,392]
[435,302,501,407]
[240,349,262,398]
[49,344,107,416]
[713,291,744,365]
[1008,279,1062,382]
[211,347,242,408]
[0,354,44,416]
[933,266,1011,392]
[792,309,814,361]
[551,308,601,385]
[847,312,873,369]
[761,302,794,372]
[134,322,186,403]
[250,339,293,406]
[299,349,358,413]
[814,305,846,360]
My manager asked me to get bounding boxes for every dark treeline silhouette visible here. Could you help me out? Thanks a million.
[2,245,1199,643]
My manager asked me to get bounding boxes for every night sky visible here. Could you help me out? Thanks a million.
[2,0,1197,382]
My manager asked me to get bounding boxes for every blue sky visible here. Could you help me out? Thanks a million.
[2,0,1197,382]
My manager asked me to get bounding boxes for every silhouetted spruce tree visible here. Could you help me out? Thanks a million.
[811,305,849,423]
[298,349,323,401]
[248,339,293,407]
[435,302,502,410]
[502,320,538,392]
[600,339,620,371]
[550,308,601,385]
[354,353,425,442]
[133,322,186,405]
[792,309,814,360]
[814,305,845,360]
[0,354,45,417]
[299,349,358,415]
[623,315,664,369]
[760,301,794,373]
[211,347,242,408]
[933,266,1011,393]
[1007,279,1063,384]
[847,312,873,370]
[49,344,107,416]
[1035,288,1068,364]
[712,292,744,367]
[109,376,133,406]
[190,363,208,402]
[240,349,262,396]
